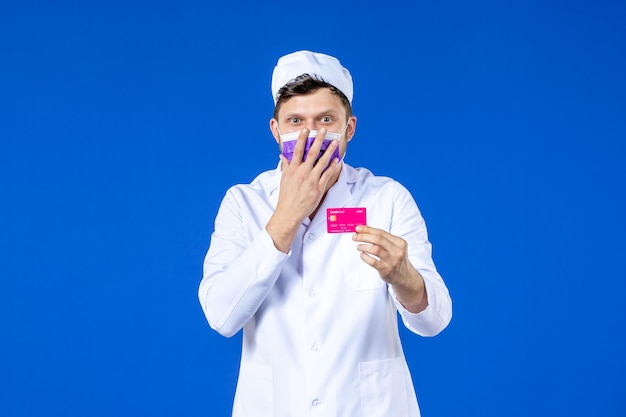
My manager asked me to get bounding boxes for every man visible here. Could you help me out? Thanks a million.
[198,50,452,417]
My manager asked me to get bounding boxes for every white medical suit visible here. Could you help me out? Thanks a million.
[199,162,452,417]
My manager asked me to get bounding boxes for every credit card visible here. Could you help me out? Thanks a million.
[326,207,367,233]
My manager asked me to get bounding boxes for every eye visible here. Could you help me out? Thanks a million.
[321,116,332,123]
[289,117,301,124]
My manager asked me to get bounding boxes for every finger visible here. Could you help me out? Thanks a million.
[359,252,388,275]
[354,235,399,265]
[303,128,327,166]
[278,154,289,170]
[356,243,384,259]
[352,227,390,246]
[358,244,396,279]
[315,139,339,173]
[291,128,310,165]
[354,225,405,247]
[359,251,379,267]
[355,225,383,235]
[315,156,340,192]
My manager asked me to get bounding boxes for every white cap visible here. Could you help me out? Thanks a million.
[271,50,353,105]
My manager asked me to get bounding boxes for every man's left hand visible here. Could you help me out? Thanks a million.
[352,225,428,313]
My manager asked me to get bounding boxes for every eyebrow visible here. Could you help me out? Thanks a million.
[283,109,340,119]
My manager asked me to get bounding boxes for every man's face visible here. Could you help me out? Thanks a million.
[270,88,357,159]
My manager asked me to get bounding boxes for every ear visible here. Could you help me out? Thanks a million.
[346,116,357,142]
[269,118,280,144]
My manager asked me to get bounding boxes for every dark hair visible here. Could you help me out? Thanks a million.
[273,74,352,120]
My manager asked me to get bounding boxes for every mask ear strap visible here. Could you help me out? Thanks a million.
[340,122,349,139]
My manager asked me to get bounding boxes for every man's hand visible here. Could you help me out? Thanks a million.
[352,225,428,313]
[276,128,340,221]
[266,128,340,253]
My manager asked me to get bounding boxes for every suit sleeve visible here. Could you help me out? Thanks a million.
[387,181,452,337]
[198,188,289,338]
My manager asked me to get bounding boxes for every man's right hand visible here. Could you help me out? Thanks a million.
[265,128,340,253]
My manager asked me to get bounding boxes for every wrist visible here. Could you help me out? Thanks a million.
[266,213,300,253]
[393,269,428,314]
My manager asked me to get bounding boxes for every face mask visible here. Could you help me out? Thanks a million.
[278,124,348,164]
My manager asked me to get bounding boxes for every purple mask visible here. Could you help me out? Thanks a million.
[279,127,347,164]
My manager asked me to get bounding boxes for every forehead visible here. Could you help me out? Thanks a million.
[276,88,346,118]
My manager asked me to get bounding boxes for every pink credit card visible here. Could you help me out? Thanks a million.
[326,207,367,233]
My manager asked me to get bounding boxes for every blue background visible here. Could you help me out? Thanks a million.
[1,1,625,416]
